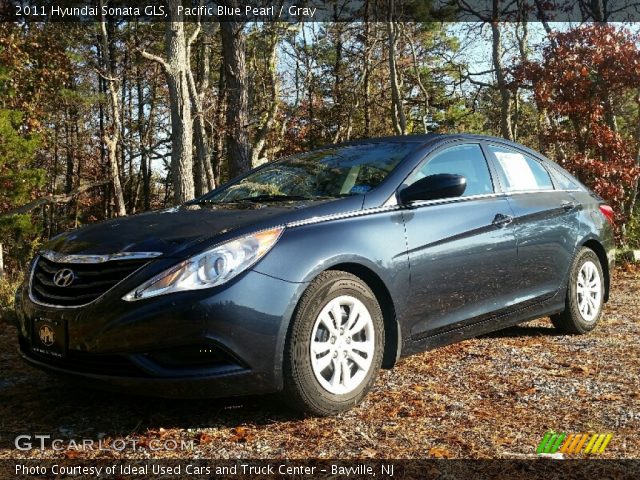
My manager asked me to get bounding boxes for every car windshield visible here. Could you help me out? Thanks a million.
[200,142,416,203]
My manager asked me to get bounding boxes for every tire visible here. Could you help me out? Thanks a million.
[282,271,385,416]
[551,247,605,334]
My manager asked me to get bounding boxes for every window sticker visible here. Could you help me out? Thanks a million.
[494,151,538,190]
[350,185,372,194]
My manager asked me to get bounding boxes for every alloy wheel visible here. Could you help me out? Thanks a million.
[576,260,602,322]
[309,295,375,395]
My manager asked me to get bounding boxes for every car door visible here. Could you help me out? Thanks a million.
[401,142,520,339]
[485,144,579,301]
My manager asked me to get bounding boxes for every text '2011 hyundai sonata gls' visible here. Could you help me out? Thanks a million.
[15,134,615,415]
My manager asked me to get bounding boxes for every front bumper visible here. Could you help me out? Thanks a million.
[15,269,307,398]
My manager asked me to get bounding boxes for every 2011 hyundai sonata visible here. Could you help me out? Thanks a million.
[14,134,615,415]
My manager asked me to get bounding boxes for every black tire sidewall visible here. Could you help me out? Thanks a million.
[284,272,385,415]
[565,249,605,333]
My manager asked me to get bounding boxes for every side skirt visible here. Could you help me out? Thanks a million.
[401,289,566,357]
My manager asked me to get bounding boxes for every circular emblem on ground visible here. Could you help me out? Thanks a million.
[38,324,56,347]
[53,268,75,287]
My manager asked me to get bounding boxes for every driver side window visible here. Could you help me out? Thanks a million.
[413,144,494,197]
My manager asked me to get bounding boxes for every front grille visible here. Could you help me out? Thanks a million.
[30,256,148,307]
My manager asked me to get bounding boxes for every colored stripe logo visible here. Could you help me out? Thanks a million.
[536,432,612,455]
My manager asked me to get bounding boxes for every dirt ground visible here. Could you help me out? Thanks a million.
[0,267,638,460]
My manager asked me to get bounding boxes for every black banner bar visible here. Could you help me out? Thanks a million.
[2,0,640,23]
[1,459,640,480]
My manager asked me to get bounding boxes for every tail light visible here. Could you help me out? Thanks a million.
[599,205,615,226]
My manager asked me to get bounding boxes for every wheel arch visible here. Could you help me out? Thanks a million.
[323,263,401,369]
[581,239,610,302]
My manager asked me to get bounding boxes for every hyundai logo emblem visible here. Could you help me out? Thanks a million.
[53,268,75,287]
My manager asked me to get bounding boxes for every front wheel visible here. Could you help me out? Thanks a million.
[282,271,384,416]
[551,247,605,334]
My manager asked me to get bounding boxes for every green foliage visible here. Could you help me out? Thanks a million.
[0,108,44,215]
[0,109,44,271]
[626,205,640,249]
[0,271,22,323]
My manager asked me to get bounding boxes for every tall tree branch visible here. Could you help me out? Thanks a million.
[1,181,109,219]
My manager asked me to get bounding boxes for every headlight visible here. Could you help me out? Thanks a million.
[123,226,284,301]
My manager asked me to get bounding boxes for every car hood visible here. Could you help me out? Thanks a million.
[44,197,363,258]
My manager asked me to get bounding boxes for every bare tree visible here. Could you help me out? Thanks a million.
[140,0,195,204]
[387,12,407,136]
[221,11,251,177]
[97,2,127,216]
[490,0,514,140]
[188,22,217,195]
[250,23,286,167]
[458,0,514,140]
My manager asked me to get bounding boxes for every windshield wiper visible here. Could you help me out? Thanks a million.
[236,194,313,202]
[193,194,338,205]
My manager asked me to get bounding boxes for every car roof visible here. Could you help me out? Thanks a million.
[335,133,528,147]
[335,133,549,161]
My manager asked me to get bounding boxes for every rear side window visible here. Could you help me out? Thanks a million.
[488,145,554,191]
[413,144,494,197]
[547,162,582,190]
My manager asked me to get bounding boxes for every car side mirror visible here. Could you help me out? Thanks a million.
[398,173,467,204]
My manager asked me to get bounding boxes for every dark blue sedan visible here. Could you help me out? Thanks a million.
[15,134,615,415]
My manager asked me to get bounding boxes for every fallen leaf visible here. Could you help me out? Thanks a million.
[197,432,213,445]
[64,449,80,459]
[361,447,377,458]
[230,426,252,443]
[429,447,452,458]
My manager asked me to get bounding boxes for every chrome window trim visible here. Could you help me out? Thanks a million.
[40,250,162,264]
[286,192,505,229]
[503,189,553,195]
[285,205,401,229]
[505,189,581,195]
[407,192,504,208]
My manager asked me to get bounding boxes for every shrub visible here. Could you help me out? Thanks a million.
[0,272,22,324]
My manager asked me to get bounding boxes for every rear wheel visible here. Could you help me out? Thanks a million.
[551,248,605,334]
[282,271,384,416]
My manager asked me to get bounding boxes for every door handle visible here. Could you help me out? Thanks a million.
[492,213,514,227]
[561,201,578,211]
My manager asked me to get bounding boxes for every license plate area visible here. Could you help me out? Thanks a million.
[31,318,67,357]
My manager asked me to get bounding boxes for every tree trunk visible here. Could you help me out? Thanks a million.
[491,1,514,141]
[139,1,196,204]
[331,19,345,144]
[221,16,251,178]
[251,26,280,167]
[624,96,640,232]
[136,60,152,211]
[363,3,371,137]
[387,16,406,136]
[513,1,529,141]
[213,61,226,184]
[64,107,74,194]
[165,2,195,204]
[98,4,127,217]
[406,28,430,133]
[189,24,216,195]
